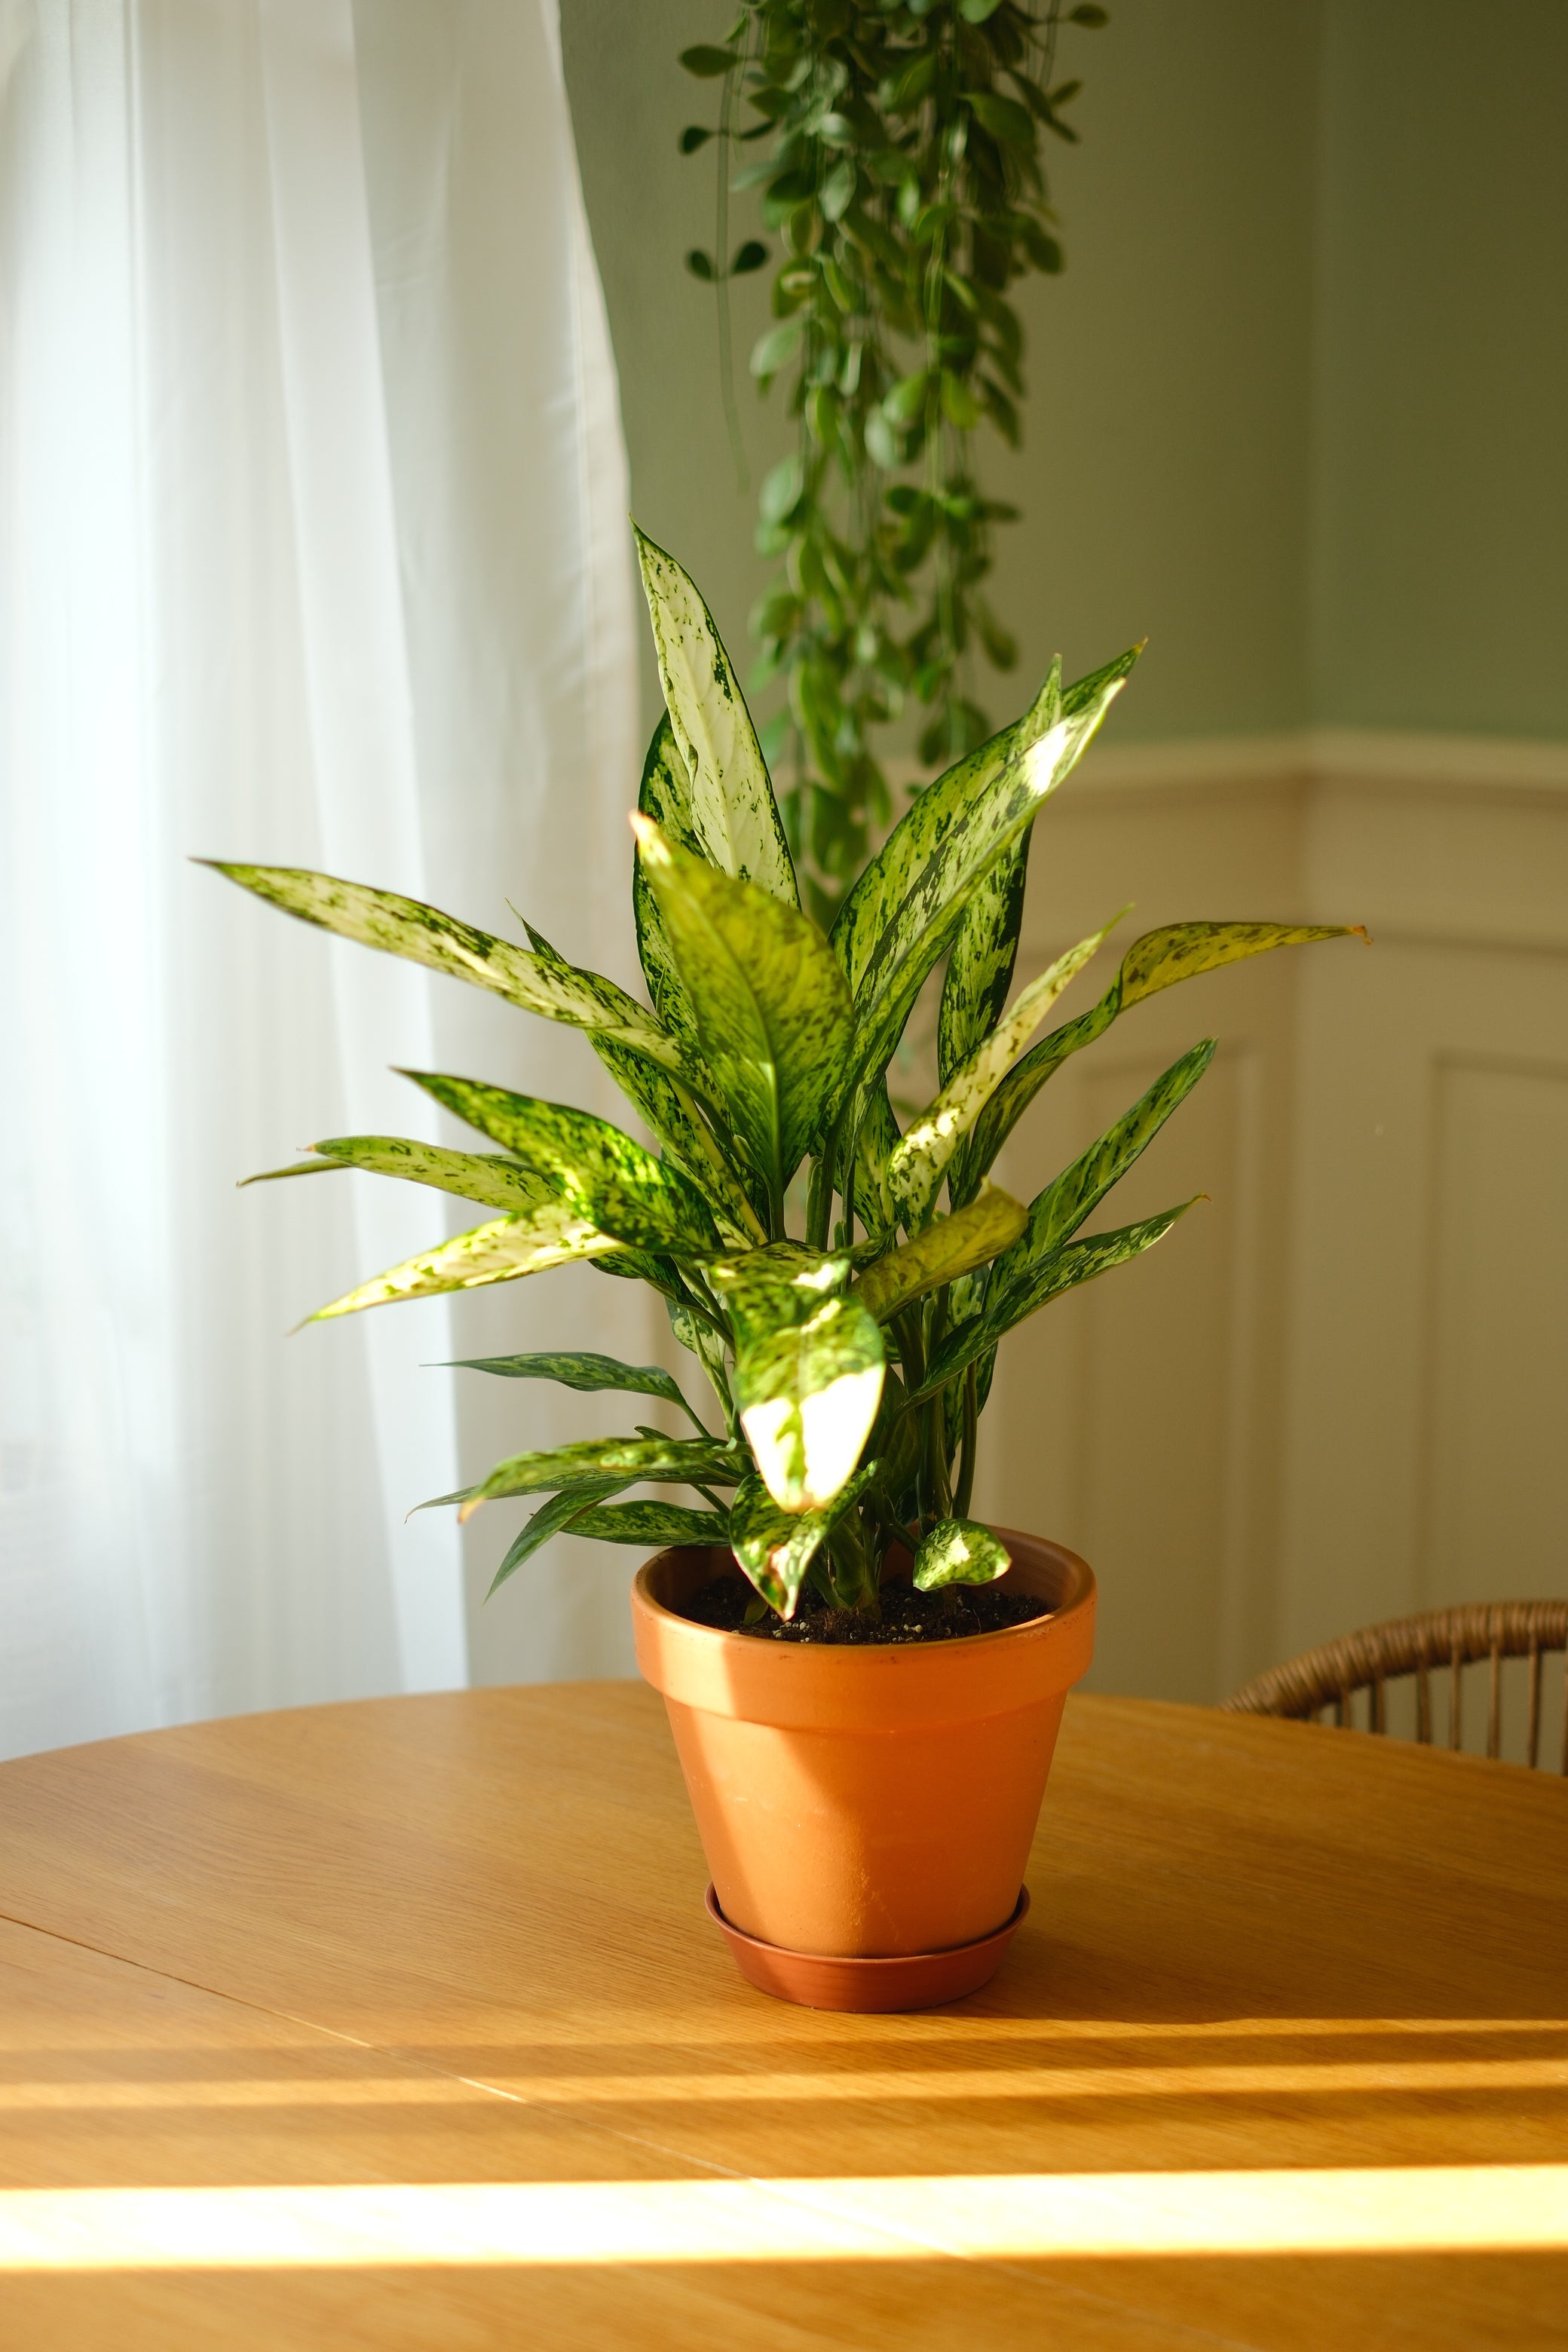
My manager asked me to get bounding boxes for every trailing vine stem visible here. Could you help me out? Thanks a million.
[678,0,1110,923]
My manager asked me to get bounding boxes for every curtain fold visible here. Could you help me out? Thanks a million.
[351,1,664,1689]
[0,0,648,1756]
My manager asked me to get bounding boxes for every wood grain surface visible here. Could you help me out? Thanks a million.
[0,1683,1562,2347]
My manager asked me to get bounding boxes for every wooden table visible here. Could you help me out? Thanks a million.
[0,1684,1563,2348]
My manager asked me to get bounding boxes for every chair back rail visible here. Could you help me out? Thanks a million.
[1223,1601,1568,1772]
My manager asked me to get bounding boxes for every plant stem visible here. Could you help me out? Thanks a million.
[675,1080,768,1245]
[954,1361,978,1520]
[715,53,747,492]
[924,1394,953,1523]
[806,1118,840,1250]
[672,1269,728,1340]
[919,1283,954,1522]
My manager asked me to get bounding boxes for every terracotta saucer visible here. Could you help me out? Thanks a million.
[705,1884,1030,2013]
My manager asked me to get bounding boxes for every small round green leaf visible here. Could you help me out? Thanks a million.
[940,371,982,430]
[760,453,804,525]
[730,239,769,275]
[883,367,929,424]
[679,44,737,78]
[750,317,804,378]
[820,159,858,222]
[864,410,899,469]
[967,92,1035,152]
[685,248,715,282]
[679,125,715,155]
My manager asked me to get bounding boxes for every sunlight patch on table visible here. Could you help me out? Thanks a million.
[0,2167,1564,2271]
[0,2050,1563,2114]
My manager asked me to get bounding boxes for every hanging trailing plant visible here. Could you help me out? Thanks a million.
[679,0,1110,923]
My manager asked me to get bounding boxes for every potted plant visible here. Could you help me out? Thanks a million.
[210,529,1358,2010]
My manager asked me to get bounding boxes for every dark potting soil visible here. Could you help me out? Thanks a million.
[678,1576,1052,1646]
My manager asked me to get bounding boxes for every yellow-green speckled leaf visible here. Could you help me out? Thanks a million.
[457,1433,747,1521]
[305,1207,624,1324]
[962,920,1366,1199]
[916,1202,1200,1398]
[911,1517,1012,1591]
[830,650,1137,1128]
[633,527,798,906]
[399,1073,721,1260]
[632,818,853,1205]
[988,1041,1215,1303]
[852,1184,1027,1325]
[203,862,685,1076]
[562,1500,728,1548]
[887,917,1116,1228]
[936,831,1033,1090]
[709,1244,884,1515]
[243,1135,556,1220]
[728,1459,882,1617]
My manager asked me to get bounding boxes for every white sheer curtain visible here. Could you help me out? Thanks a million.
[0,0,651,1759]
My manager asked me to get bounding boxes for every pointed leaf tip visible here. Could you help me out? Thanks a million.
[631,528,798,908]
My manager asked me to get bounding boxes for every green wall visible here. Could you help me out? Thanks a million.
[1312,0,1568,737]
[561,1,1568,745]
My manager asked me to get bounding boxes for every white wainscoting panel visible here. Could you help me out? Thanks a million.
[966,727,1568,1701]
[1422,1055,1568,1612]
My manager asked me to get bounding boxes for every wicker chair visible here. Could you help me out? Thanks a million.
[1223,1601,1568,1772]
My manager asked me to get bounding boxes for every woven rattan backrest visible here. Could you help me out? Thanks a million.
[1223,1601,1568,1771]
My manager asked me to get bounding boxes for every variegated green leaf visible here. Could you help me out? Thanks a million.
[848,1080,900,1238]
[591,1246,686,1303]
[633,525,798,906]
[915,1201,1201,1398]
[852,1184,1027,1325]
[436,1349,708,1432]
[1117,919,1367,1006]
[485,1478,626,1599]
[663,1286,734,1410]
[960,920,1364,1201]
[936,825,1032,1090]
[731,1295,884,1514]
[305,1208,624,1325]
[830,652,1136,1129]
[926,1044,1215,1383]
[708,1247,883,1514]
[831,646,1135,1009]
[866,1367,923,1504]
[911,1517,1012,1591]
[833,660,1063,1000]
[457,1433,748,1521]
[509,905,756,1237]
[632,816,853,1205]
[708,1240,850,1344]
[562,1500,729,1548]
[887,917,1117,1228]
[202,862,686,1075]
[244,1136,558,1220]
[991,1042,1216,1309]
[590,1032,765,1243]
[632,714,710,1073]
[400,1073,721,1259]
[728,1459,882,1617]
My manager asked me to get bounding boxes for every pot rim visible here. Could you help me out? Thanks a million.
[631,1526,1096,1731]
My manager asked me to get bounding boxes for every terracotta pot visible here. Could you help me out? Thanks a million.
[630,1529,1095,1968]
